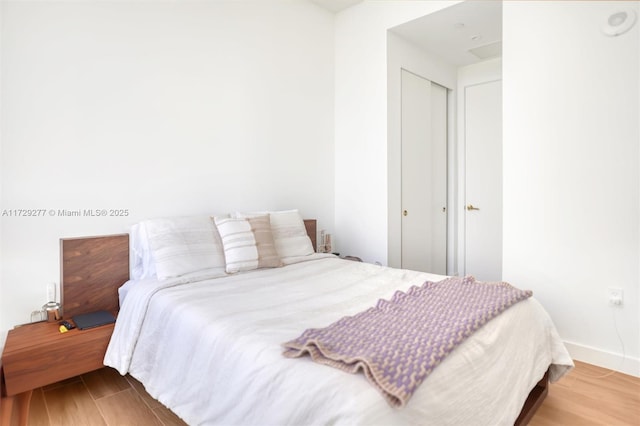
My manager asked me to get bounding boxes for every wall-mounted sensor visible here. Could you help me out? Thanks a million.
[602,9,637,37]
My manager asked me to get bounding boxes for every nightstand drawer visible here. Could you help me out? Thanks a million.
[2,321,114,396]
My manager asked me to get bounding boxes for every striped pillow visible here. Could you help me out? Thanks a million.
[144,216,227,280]
[214,216,281,273]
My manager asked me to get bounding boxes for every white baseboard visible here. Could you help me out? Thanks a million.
[563,340,640,378]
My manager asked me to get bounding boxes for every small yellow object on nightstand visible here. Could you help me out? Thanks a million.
[59,325,68,333]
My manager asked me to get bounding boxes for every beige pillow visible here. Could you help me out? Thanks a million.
[247,216,282,268]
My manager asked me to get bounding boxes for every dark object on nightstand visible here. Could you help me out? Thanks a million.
[72,310,116,330]
[59,320,75,330]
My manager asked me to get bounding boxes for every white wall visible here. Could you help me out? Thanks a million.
[0,0,335,345]
[334,1,460,264]
[386,32,457,269]
[503,1,640,376]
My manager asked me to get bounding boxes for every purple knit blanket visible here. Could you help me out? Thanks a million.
[282,276,532,408]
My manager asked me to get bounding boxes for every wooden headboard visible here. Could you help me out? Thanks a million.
[60,219,317,318]
[60,234,129,318]
[304,219,317,252]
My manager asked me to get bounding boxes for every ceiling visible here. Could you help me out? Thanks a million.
[390,1,502,67]
[310,0,363,13]
[310,0,502,67]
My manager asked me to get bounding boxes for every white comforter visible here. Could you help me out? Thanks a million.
[104,255,573,426]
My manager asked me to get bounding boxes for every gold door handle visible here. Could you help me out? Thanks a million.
[466,204,480,211]
[403,210,408,216]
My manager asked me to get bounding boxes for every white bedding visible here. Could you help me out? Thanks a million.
[105,255,573,426]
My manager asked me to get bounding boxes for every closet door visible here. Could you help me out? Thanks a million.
[464,79,502,281]
[401,70,447,274]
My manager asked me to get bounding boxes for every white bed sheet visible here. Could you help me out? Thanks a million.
[105,255,573,426]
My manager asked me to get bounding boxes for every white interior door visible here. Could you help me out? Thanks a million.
[401,69,447,274]
[464,79,502,281]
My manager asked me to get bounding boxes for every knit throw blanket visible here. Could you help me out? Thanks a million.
[282,276,532,408]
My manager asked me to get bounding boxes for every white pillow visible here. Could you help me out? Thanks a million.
[143,216,226,280]
[234,209,314,259]
[130,222,156,280]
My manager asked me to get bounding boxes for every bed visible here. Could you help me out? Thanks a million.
[63,211,573,425]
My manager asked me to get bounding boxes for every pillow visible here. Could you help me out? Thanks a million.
[130,222,157,280]
[234,209,314,259]
[214,215,281,273]
[143,216,226,280]
[247,216,282,268]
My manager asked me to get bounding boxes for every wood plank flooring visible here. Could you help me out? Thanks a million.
[28,360,639,425]
[27,368,186,426]
[530,361,640,426]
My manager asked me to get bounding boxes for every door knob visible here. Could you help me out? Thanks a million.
[466,204,480,211]
[403,210,408,216]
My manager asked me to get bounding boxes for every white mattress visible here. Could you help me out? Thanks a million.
[105,255,573,425]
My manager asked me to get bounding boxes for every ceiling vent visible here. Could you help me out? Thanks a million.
[468,41,502,60]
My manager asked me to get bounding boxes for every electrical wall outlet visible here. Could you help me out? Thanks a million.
[608,287,624,306]
[47,282,57,303]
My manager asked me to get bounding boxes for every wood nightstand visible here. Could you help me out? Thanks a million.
[1,320,115,426]
[1,233,129,426]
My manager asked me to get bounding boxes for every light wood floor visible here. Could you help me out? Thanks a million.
[27,368,186,426]
[27,360,639,425]
[530,361,639,426]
